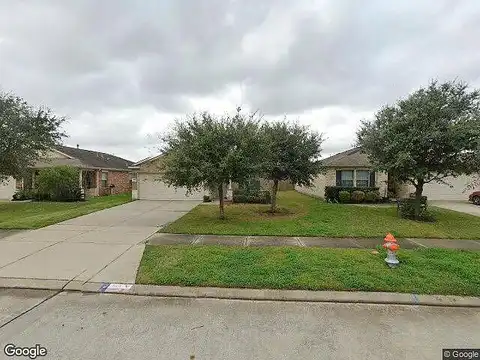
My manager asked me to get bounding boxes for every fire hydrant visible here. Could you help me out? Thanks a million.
[383,233,400,268]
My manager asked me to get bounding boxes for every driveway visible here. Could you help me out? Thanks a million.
[430,200,480,217]
[0,200,199,284]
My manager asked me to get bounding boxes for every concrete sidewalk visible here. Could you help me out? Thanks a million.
[147,233,480,250]
[0,200,200,285]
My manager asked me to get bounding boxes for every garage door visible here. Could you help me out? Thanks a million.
[423,175,478,201]
[0,177,16,200]
[138,173,204,200]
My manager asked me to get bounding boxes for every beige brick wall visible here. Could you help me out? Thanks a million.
[296,168,388,198]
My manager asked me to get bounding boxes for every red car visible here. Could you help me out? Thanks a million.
[469,191,480,205]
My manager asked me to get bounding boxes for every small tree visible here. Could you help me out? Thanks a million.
[36,166,82,201]
[161,109,264,219]
[0,92,66,181]
[261,120,324,212]
[357,80,480,220]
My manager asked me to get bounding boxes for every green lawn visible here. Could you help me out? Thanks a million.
[136,245,480,296]
[163,191,480,239]
[0,193,131,229]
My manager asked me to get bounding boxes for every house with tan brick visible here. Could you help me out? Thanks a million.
[296,147,478,201]
[16,145,133,198]
[296,147,409,199]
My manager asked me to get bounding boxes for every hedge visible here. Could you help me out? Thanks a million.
[325,186,381,203]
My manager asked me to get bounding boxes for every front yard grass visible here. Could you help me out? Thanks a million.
[163,191,480,239]
[136,245,480,296]
[0,193,131,229]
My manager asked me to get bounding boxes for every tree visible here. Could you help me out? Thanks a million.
[36,166,82,202]
[357,80,480,220]
[0,92,66,181]
[161,108,264,219]
[261,120,324,212]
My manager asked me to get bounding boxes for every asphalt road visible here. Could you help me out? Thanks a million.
[0,289,479,360]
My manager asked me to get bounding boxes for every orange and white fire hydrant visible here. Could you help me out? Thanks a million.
[383,233,400,268]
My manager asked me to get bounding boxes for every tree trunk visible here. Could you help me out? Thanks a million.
[270,179,279,213]
[218,184,225,220]
[414,180,424,220]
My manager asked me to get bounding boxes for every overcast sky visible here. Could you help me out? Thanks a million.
[1,0,479,161]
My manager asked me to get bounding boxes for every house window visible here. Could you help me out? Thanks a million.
[340,170,354,187]
[356,170,370,188]
[101,171,108,187]
[337,170,375,187]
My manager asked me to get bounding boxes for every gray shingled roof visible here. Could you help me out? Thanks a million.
[322,147,372,167]
[54,145,134,170]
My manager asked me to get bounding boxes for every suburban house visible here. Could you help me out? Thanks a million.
[296,147,479,201]
[129,155,206,200]
[0,145,134,200]
[129,154,294,201]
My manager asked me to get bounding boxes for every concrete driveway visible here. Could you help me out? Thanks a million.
[0,200,199,284]
[431,200,480,217]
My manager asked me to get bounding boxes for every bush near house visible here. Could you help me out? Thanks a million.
[325,186,381,203]
[351,190,365,203]
[35,166,83,202]
[365,190,381,203]
[338,191,351,203]
[397,196,434,222]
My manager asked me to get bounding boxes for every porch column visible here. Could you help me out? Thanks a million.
[79,170,83,188]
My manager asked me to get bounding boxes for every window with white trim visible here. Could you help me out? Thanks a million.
[340,170,354,187]
[356,170,370,188]
[101,171,108,187]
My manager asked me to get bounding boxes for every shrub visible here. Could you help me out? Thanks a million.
[338,191,351,203]
[12,189,34,201]
[351,190,365,203]
[364,190,380,203]
[35,166,83,202]
[233,190,271,204]
[397,197,434,221]
[324,186,380,202]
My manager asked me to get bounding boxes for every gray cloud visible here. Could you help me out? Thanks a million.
[1,0,479,160]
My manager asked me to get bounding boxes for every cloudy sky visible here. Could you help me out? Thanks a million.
[1,0,479,161]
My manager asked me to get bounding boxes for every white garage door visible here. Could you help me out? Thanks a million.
[0,177,16,200]
[138,173,204,200]
[423,175,478,201]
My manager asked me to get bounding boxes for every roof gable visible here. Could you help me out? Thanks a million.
[53,145,134,170]
[322,147,372,168]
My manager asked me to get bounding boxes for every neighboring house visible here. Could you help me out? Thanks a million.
[296,147,479,201]
[0,177,19,200]
[129,155,206,200]
[129,154,294,201]
[19,145,134,197]
[296,147,404,199]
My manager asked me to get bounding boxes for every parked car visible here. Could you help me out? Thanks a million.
[469,191,480,205]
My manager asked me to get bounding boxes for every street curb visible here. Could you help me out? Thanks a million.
[1,278,480,308]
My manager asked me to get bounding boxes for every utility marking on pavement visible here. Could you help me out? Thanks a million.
[192,235,203,245]
[99,283,110,292]
[103,283,133,292]
[412,294,419,304]
[295,237,306,247]
[406,238,427,248]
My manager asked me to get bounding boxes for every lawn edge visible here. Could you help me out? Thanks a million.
[1,278,479,308]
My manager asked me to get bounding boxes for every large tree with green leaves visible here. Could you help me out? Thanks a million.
[261,120,324,212]
[161,108,264,219]
[357,80,480,219]
[0,92,66,182]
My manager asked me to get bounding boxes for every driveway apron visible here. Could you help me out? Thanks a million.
[0,200,199,284]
